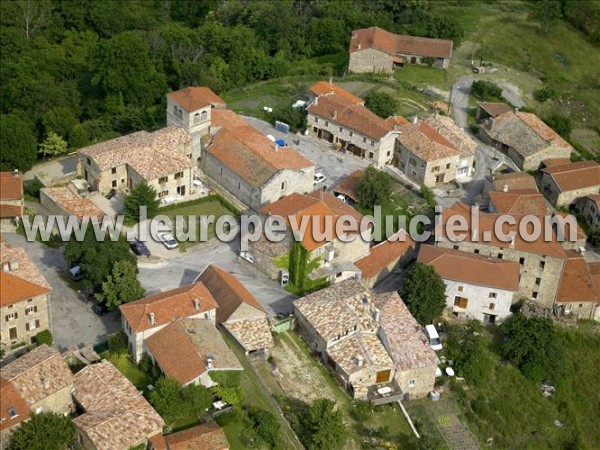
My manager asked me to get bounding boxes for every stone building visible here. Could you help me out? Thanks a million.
[437,202,569,309]
[488,190,548,215]
[119,282,218,363]
[78,126,195,203]
[306,81,400,167]
[395,118,467,187]
[482,171,539,205]
[72,360,164,450]
[253,191,371,284]
[160,421,229,450]
[0,345,74,417]
[540,160,600,208]
[0,172,24,232]
[166,87,227,162]
[475,102,512,121]
[1,241,51,352]
[40,187,105,223]
[418,245,520,324]
[0,378,30,441]
[197,264,274,355]
[202,109,314,210]
[479,111,572,170]
[553,255,599,321]
[581,194,600,231]
[348,27,453,72]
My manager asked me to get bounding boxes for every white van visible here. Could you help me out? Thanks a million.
[425,324,443,351]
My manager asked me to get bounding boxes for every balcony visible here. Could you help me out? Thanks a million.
[367,380,404,405]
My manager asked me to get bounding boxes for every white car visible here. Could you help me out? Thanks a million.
[313,172,327,184]
[158,232,178,250]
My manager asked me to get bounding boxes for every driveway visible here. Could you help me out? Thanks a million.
[2,233,120,352]
[24,154,78,181]
[243,116,370,188]
[137,238,297,316]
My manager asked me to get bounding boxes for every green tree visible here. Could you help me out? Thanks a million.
[401,262,446,325]
[304,399,346,450]
[446,321,495,386]
[357,166,392,211]
[8,412,76,450]
[96,260,145,309]
[544,113,572,139]
[148,377,212,424]
[124,182,160,221]
[64,228,136,291]
[35,330,53,346]
[39,131,68,158]
[500,314,562,381]
[249,409,281,448]
[530,0,563,34]
[0,114,37,171]
[364,91,398,119]
[471,80,503,101]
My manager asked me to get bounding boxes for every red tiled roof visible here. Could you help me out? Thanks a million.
[477,102,512,118]
[555,253,598,303]
[119,283,218,333]
[489,190,548,215]
[396,120,459,162]
[589,262,600,297]
[386,116,410,127]
[167,87,225,112]
[492,172,539,192]
[145,321,207,385]
[197,265,265,323]
[164,421,229,450]
[307,93,393,140]
[541,160,600,192]
[41,187,105,220]
[355,230,415,279]
[332,170,363,203]
[0,377,30,432]
[0,204,23,218]
[309,81,363,105]
[542,158,572,168]
[553,212,587,241]
[0,172,23,200]
[418,244,520,291]
[350,27,453,59]
[1,242,51,306]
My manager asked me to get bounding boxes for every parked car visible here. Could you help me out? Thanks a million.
[92,302,109,316]
[158,232,178,249]
[69,265,83,281]
[313,172,326,184]
[130,239,151,256]
[105,188,117,200]
[425,324,443,351]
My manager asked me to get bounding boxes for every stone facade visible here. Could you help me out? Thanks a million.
[582,196,600,230]
[442,278,514,323]
[514,146,572,171]
[437,239,565,309]
[395,143,460,187]
[166,98,212,162]
[1,293,50,352]
[348,48,450,73]
[394,365,437,399]
[541,172,600,207]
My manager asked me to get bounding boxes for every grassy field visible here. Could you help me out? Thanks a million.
[101,352,152,391]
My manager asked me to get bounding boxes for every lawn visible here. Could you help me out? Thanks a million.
[101,352,151,391]
[159,197,236,251]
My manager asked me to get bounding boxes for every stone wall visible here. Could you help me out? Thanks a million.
[555,302,598,321]
[521,146,572,171]
[166,98,213,161]
[348,48,394,74]
[541,172,599,207]
[442,278,514,323]
[395,365,437,399]
[31,385,74,415]
[582,197,600,230]
[293,309,327,356]
[396,144,460,187]
[1,294,51,352]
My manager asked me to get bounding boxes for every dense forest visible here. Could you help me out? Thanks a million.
[1,0,598,171]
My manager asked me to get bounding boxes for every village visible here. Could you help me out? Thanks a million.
[1,4,600,450]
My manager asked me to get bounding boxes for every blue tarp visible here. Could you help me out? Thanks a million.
[275,139,286,147]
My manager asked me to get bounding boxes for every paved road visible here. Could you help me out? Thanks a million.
[2,233,120,352]
[24,154,78,181]
[244,116,370,188]
[137,238,297,316]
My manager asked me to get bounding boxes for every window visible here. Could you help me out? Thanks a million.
[111,180,117,188]
[194,113,201,124]
[539,261,545,270]
[87,157,91,165]
[409,158,416,166]
[26,306,36,315]
[519,257,525,265]
[368,152,374,159]
[362,137,367,143]
[435,174,445,184]
[111,167,116,174]
[454,297,468,308]
[498,253,503,259]
[5,312,16,321]
[458,286,463,292]
[431,166,440,172]
[532,291,539,299]
[408,379,415,388]
[446,163,451,169]
[325,121,329,126]
[386,151,391,156]
[535,277,541,286]
[281,181,287,190]
[489,292,497,298]
[174,172,183,179]
[339,127,343,132]
[336,272,343,278]
[489,303,496,310]
[474,249,480,254]
[26,320,37,331]
[314,117,319,123]
[157,191,168,198]
[371,140,375,146]
[349,131,353,137]
[453,245,459,250]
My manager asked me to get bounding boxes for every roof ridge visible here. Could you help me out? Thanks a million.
[2,347,58,379]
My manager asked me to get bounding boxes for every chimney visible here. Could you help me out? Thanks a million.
[1,262,8,271]
[435,111,439,119]
[373,308,380,322]
[329,76,333,86]
[355,355,364,367]
[358,43,361,50]
[8,260,19,271]
[514,107,519,113]
[502,183,509,193]
[194,299,200,311]
[149,312,156,325]
[333,110,338,120]
[412,115,418,124]
[13,169,19,177]
[274,144,279,152]
[510,236,515,249]
[206,356,214,370]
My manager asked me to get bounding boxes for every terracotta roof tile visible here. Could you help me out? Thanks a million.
[79,127,194,181]
[425,114,477,157]
[167,87,226,112]
[355,230,415,279]
[164,421,229,450]
[0,377,30,432]
[418,245,520,291]
[0,204,23,218]
[307,93,393,140]
[374,292,439,370]
[350,27,453,59]
[310,81,363,104]
[397,121,459,162]
[489,190,548,215]
[541,160,600,192]
[119,282,218,333]
[555,253,598,303]
[542,158,572,168]
[386,116,410,127]
[0,172,23,200]
[477,102,512,118]
[332,170,363,203]
[223,318,275,352]
[41,187,104,220]
[589,262,600,296]
[197,265,266,323]
[0,242,51,306]
[491,172,539,192]
[72,361,164,450]
[327,332,393,376]
[0,345,73,407]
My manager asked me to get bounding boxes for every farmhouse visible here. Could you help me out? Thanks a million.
[418,245,520,324]
[1,240,52,352]
[40,187,105,222]
[348,26,453,72]
[479,111,573,170]
[0,172,24,231]
[306,81,400,167]
[554,254,599,321]
[540,160,600,208]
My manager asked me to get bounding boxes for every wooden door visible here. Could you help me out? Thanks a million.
[376,369,391,383]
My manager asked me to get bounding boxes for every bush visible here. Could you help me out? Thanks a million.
[249,408,281,448]
[23,178,44,200]
[215,406,244,426]
[419,186,436,207]
[349,400,371,422]
[543,113,572,139]
[364,91,398,119]
[471,80,503,102]
[35,330,53,346]
[533,86,556,102]
[108,331,128,354]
